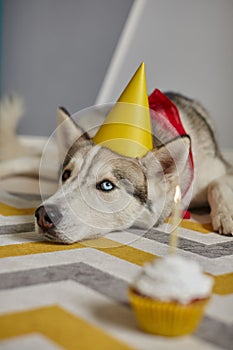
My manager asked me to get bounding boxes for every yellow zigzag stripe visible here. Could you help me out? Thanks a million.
[165,218,213,234]
[0,202,35,216]
[0,238,232,295]
[0,305,134,350]
[0,241,83,257]
[179,220,213,233]
[212,273,233,295]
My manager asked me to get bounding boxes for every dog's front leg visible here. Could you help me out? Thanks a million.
[208,172,233,236]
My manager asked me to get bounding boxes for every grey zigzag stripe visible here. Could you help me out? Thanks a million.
[0,262,232,349]
[0,222,35,235]
[0,262,127,304]
[194,316,233,350]
[2,223,232,258]
[132,228,233,258]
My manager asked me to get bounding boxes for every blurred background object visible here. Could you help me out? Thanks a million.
[1,0,233,149]
[2,0,133,136]
[0,0,2,93]
[97,0,233,149]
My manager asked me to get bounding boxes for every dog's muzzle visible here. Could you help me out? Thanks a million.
[35,205,62,234]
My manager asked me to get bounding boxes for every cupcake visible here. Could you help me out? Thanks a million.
[129,255,214,336]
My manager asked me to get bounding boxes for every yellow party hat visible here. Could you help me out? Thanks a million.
[93,62,153,157]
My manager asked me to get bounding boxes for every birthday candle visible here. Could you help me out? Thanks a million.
[169,185,182,254]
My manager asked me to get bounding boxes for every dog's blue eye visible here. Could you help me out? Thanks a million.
[97,180,115,192]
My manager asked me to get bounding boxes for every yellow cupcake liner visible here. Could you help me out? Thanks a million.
[129,288,210,337]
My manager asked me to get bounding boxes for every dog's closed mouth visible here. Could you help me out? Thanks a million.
[43,231,57,241]
[41,229,74,245]
[39,229,62,243]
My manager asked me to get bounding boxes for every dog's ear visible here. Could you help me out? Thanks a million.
[141,136,191,182]
[57,107,89,162]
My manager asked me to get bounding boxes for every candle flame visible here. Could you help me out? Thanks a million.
[174,185,181,204]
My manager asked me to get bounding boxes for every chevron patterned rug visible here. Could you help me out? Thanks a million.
[0,144,232,350]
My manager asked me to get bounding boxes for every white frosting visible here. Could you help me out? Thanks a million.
[133,255,214,304]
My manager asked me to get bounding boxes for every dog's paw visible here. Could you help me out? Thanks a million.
[211,211,233,236]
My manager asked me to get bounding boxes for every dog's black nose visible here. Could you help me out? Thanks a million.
[35,205,62,231]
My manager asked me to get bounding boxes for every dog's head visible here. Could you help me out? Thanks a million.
[35,107,191,243]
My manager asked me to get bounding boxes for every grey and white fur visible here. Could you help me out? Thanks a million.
[0,93,232,243]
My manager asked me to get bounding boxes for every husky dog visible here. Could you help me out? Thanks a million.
[32,93,233,243]
[0,95,232,243]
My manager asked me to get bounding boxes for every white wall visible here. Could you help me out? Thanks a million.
[97,0,233,148]
[2,0,133,136]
